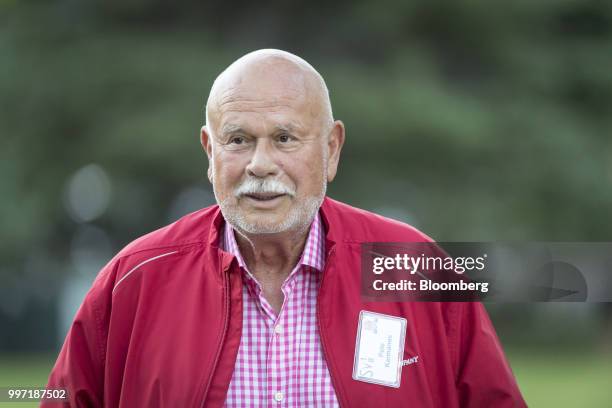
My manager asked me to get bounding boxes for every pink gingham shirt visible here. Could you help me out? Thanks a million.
[222,213,339,407]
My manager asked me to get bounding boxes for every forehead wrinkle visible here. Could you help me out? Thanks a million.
[216,84,306,112]
[219,120,305,136]
[215,93,321,138]
[219,100,300,114]
[212,60,309,109]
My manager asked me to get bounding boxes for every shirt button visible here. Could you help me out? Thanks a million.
[274,391,284,402]
[274,324,283,335]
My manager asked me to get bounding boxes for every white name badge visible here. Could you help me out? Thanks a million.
[352,310,407,388]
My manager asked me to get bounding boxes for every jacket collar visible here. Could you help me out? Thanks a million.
[320,196,339,249]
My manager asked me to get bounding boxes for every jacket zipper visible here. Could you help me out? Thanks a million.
[201,262,231,407]
[316,246,348,408]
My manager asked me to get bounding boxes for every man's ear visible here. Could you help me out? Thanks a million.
[326,120,346,182]
[200,126,213,182]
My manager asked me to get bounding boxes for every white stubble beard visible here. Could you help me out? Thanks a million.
[212,158,328,236]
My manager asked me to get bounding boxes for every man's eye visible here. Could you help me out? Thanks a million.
[229,136,244,145]
[278,134,291,143]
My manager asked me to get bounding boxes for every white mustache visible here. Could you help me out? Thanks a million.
[234,178,296,197]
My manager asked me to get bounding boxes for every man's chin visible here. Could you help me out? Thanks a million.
[236,215,292,234]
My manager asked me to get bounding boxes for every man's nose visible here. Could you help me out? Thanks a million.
[246,139,279,178]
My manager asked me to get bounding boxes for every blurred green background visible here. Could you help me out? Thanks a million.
[1,0,612,406]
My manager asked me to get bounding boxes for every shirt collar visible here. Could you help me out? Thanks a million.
[222,211,325,273]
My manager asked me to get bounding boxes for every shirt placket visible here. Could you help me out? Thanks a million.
[264,272,299,408]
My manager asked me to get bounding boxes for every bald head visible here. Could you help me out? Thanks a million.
[205,49,333,135]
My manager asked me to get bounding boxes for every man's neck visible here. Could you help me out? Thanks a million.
[229,218,319,315]
[234,228,309,281]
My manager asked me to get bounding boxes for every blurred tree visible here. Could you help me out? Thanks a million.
[1,0,611,350]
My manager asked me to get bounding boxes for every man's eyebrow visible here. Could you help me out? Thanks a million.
[220,122,304,136]
[220,123,244,135]
[274,122,304,133]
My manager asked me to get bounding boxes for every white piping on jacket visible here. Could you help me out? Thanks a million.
[112,250,179,294]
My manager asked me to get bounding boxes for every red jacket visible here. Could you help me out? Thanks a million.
[45,197,526,407]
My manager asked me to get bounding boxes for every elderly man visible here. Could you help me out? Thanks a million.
[46,50,526,407]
